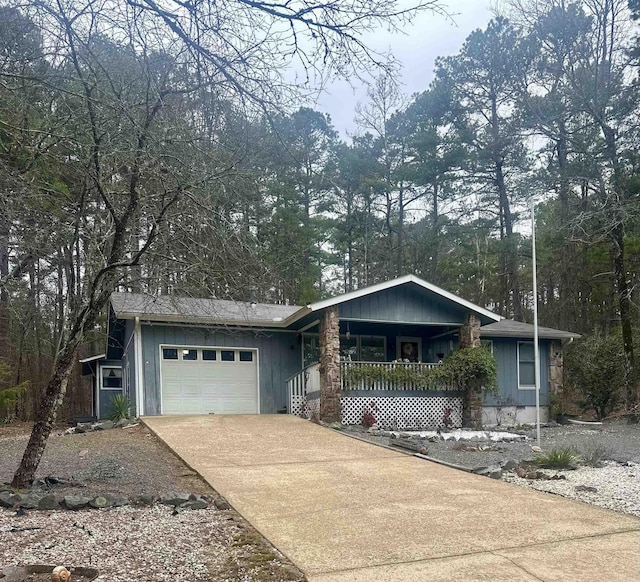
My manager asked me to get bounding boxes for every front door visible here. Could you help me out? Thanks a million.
[397,337,421,363]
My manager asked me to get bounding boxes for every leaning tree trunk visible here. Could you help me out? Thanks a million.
[11,335,80,488]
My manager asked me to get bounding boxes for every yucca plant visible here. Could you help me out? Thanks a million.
[534,448,579,470]
[108,394,131,422]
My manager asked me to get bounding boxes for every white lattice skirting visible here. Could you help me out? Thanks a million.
[290,394,321,420]
[340,395,463,430]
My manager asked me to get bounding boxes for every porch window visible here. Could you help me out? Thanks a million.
[359,336,386,362]
[101,367,122,390]
[518,342,535,389]
[302,333,387,365]
[340,335,358,361]
[303,335,320,367]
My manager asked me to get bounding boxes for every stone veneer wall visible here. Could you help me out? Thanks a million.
[458,313,483,428]
[319,306,341,423]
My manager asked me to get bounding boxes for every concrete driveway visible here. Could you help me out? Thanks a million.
[144,415,640,581]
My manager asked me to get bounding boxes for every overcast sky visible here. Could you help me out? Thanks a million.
[309,1,496,137]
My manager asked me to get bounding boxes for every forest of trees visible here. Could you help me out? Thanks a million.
[1,0,639,441]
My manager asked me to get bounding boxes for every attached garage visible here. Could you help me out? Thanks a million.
[160,346,259,414]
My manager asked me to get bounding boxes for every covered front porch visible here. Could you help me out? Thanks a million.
[287,315,482,429]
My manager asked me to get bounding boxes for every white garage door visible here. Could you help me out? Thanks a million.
[160,346,259,414]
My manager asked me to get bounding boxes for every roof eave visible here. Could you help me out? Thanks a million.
[114,311,293,328]
[480,330,581,340]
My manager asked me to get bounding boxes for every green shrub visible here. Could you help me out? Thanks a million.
[108,394,131,422]
[565,331,624,419]
[534,448,579,469]
[342,347,497,394]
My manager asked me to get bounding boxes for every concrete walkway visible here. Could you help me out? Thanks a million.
[144,415,640,581]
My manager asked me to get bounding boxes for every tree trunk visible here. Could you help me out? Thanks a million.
[11,335,80,487]
[612,228,638,423]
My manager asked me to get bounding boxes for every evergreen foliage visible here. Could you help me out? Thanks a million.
[565,331,626,420]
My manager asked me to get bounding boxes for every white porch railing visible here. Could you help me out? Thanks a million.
[287,362,320,416]
[340,361,447,391]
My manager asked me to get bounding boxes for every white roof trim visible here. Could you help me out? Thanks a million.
[306,275,503,322]
[79,353,106,363]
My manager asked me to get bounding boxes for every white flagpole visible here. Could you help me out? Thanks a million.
[531,197,541,446]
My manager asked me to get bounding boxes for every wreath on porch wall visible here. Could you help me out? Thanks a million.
[341,347,497,394]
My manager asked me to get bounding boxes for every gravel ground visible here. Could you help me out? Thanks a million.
[0,423,305,582]
[344,421,640,517]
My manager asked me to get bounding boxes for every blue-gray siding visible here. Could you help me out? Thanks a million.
[140,324,301,415]
[339,285,470,324]
[98,359,124,419]
[485,338,550,407]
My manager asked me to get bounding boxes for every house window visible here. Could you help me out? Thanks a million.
[182,349,198,361]
[101,367,122,390]
[163,348,178,360]
[239,351,253,362]
[221,350,235,362]
[481,339,494,354]
[340,335,358,361]
[202,350,217,361]
[518,342,536,389]
[303,332,387,364]
[303,334,320,367]
[359,336,386,362]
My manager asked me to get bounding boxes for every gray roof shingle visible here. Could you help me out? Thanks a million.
[480,319,580,340]
[110,293,302,325]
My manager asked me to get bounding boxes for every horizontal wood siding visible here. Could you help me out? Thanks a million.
[484,338,550,407]
[339,285,468,324]
[98,359,123,419]
[141,325,301,415]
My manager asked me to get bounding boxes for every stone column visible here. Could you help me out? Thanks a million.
[319,306,341,423]
[548,340,564,417]
[459,313,483,428]
[458,313,481,349]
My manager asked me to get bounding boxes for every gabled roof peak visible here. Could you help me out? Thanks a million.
[307,274,503,322]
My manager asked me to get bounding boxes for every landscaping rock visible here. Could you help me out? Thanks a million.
[161,492,191,507]
[111,496,129,507]
[0,491,16,508]
[93,420,114,431]
[185,498,209,510]
[329,422,344,430]
[38,495,60,510]
[214,497,231,510]
[473,466,502,479]
[75,422,93,434]
[89,495,113,508]
[19,492,43,509]
[63,495,91,510]
[115,418,135,428]
[138,493,155,505]
[500,459,518,471]
[575,485,598,493]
